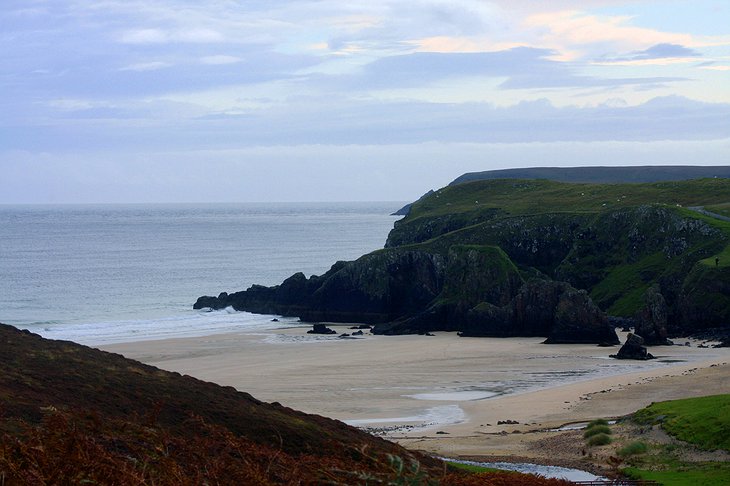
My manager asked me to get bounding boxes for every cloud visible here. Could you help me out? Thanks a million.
[120,61,173,72]
[2,0,729,183]
[594,43,703,66]
[523,10,696,58]
[358,47,558,86]
[119,28,224,44]
[345,47,687,90]
[119,29,169,44]
[626,43,701,60]
[5,47,318,100]
[6,95,729,153]
[200,55,242,65]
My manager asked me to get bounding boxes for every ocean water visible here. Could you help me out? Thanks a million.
[0,202,403,345]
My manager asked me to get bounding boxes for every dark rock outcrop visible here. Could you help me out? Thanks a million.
[546,287,617,344]
[457,280,619,344]
[634,285,671,345]
[678,263,730,333]
[196,245,618,343]
[308,324,336,335]
[195,251,446,324]
[374,278,618,344]
[611,333,656,360]
[441,245,523,308]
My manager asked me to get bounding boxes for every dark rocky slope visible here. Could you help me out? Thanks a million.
[196,178,730,341]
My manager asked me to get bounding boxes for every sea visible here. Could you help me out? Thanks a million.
[0,202,404,345]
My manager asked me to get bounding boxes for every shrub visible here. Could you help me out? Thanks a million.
[584,425,612,438]
[587,433,612,446]
[587,418,609,427]
[618,441,648,457]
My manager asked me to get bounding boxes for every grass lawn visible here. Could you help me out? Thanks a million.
[624,395,730,485]
[632,394,730,451]
[624,462,730,486]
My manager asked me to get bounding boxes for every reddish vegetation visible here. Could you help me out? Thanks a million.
[1,409,435,485]
[0,324,574,484]
[0,412,575,485]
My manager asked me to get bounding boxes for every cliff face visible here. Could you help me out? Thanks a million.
[197,250,447,324]
[195,178,730,340]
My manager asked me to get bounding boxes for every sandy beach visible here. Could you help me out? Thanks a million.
[102,325,730,462]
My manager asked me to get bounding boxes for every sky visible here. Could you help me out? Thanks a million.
[1,0,729,203]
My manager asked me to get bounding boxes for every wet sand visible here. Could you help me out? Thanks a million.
[102,326,729,459]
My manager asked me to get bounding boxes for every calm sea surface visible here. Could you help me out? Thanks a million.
[0,203,403,344]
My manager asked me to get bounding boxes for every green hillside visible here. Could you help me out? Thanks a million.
[401,178,730,229]
[383,178,730,331]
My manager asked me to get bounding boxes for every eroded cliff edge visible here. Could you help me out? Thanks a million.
[195,178,730,343]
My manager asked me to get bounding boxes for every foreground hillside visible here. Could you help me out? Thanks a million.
[196,177,730,341]
[1,323,584,484]
[0,324,435,484]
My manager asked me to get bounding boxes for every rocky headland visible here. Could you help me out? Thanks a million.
[196,174,730,344]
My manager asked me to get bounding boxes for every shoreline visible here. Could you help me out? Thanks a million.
[101,326,730,462]
[395,358,728,453]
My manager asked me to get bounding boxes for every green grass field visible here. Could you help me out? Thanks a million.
[633,395,730,451]
[624,462,730,486]
[409,178,730,220]
[446,462,502,474]
[625,395,730,485]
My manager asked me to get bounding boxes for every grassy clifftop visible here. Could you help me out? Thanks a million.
[404,178,730,222]
[451,165,730,185]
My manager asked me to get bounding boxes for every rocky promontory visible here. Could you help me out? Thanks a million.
[196,176,730,342]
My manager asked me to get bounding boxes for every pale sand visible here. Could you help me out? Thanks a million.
[101,326,730,459]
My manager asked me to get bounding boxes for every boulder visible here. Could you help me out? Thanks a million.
[610,333,655,360]
[193,295,225,309]
[307,324,337,335]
